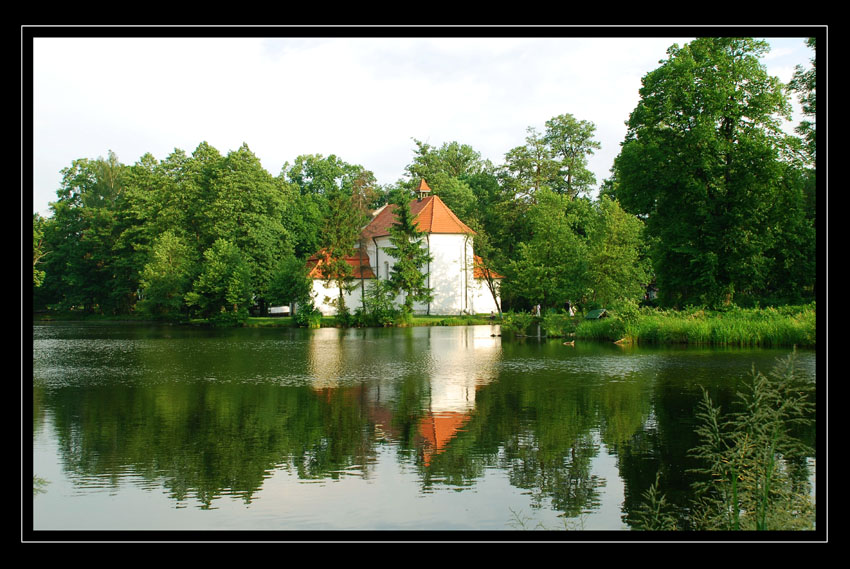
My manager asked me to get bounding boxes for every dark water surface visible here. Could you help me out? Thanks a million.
[31,322,817,533]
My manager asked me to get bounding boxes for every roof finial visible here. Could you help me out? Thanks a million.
[416,179,432,201]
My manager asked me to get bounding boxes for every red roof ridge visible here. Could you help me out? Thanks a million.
[307,249,375,279]
[360,193,475,240]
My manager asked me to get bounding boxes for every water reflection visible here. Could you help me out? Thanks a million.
[32,323,816,531]
[306,326,502,470]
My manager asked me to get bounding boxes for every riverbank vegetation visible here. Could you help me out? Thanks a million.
[633,351,815,531]
[577,303,816,348]
[33,38,817,331]
[499,302,815,348]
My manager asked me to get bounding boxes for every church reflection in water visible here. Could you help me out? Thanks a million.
[307,325,502,466]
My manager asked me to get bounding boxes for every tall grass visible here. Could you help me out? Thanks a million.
[500,311,536,336]
[575,304,815,347]
[633,351,816,531]
[541,312,573,337]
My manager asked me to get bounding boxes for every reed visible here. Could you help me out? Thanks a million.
[632,351,816,531]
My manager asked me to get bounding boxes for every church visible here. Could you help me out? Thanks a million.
[306,180,502,316]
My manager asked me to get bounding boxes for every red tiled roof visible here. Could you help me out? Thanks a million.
[361,194,475,240]
[473,255,504,279]
[307,249,375,279]
[419,411,471,466]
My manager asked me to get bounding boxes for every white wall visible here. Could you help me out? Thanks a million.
[312,234,501,316]
[311,278,368,316]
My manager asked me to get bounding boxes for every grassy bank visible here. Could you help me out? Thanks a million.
[35,305,815,348]
[574,304,816,348]
[244,314,493,328]
[33,311,494,328]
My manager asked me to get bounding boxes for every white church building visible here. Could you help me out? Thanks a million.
[306,180,502,316]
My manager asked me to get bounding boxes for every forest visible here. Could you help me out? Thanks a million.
[32,38,817,326]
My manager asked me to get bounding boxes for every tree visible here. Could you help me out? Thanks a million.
[316,189,368,318]
[33,214,48,287]
[788,37,816,166]
[543,114,601,198]
[207,144,293,313]
[138,230,194,320]
[611,38,801,307]
[501,114,601,201]
[383,191,433,315]
[39,152,131,313]
[406,139,491,181]
[404,139,491,224]
[585,196,651,307]
[266,253,315,313]
[504,188,591,309]
[184,239,253,325]
[501,127,559,200]
[471,228,503,317]
[282,153,379,261]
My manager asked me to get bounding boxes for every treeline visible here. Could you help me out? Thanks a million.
[32,37,817,323]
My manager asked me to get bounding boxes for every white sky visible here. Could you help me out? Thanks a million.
[28,31,816,217]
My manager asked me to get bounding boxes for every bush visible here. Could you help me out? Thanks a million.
[541,311,572,337]
[209,306,250,327]
[294,303,323,328]
[501,311,535,336]
[354,280,400,327]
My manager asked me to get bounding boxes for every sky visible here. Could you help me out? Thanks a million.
[29,31,817,217]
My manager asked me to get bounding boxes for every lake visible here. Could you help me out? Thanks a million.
[30,322,817,538]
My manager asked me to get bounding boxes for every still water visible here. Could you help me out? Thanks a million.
[31,322,816,534]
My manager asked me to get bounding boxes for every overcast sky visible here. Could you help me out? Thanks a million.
[29,32,816,217]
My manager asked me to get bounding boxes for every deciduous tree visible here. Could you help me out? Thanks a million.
[611,38,803,307]
[184,238,253,325]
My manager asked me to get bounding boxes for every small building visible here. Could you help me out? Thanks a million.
[585,308,609,320]
[307,179,503,316]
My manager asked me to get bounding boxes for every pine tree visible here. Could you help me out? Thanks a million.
[383,193,433,315]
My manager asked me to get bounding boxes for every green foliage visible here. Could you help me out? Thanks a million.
[138,230,194,320]
[611,37,814,308]
[688,351,815,530]
[383,193,433,315]
[316,189,367,318]
[266,254,314,308]
[503,188,591,308]
[788,37,816,165]
[294,303,323,328]
[501,311,535,336]
[575,303,815,347]
[585,197,651,307]
[631,473,679,531]
[543,113,602,198]
[37,152,133,314]
[501,113,601,199]
[354,279,400,327]
[207,144,294,305]
[33,214,47,287]
[184,239,253,326]
[630,351,815,531]
[540,311,572,338]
